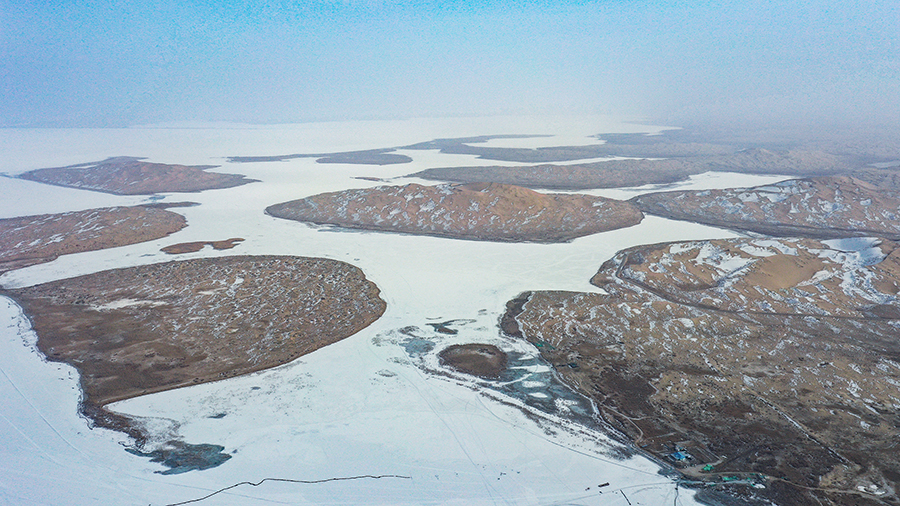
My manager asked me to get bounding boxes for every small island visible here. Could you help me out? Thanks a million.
[161,238,244,254]
[228,148,412,165]
[19,156,256,195]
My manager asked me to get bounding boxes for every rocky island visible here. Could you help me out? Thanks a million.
[265,182,643,242]
[504,237,900,505]
[19,156,256,194]
[0,205,188,274]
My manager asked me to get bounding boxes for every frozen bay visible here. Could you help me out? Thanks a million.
[0,117,786,505]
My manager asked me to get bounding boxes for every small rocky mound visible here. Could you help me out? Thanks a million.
[20,156,256,195]
[633,176,900,239]
[0,206,187,274]
[265,182,642,242]
[439,344,507,379]
[9,256,386,435]
[228,148,412,165]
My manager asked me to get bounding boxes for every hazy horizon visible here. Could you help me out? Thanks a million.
[2,0,898,129]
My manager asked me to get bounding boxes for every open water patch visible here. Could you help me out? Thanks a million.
[127,441,231,475]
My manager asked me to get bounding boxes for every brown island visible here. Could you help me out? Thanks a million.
[0,205,189,274]
[6,256,386,444]
[266,182,643,243]
[504,237,900,505]
[439,344,507,379]
[161,238,244,254]
[19,156,256,195]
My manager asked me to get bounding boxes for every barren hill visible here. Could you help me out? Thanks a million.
[266,182,643,242]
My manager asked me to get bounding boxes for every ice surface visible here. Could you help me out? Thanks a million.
[0,118,744,506]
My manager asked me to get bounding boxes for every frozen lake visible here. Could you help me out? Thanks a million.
[0,117,792,505]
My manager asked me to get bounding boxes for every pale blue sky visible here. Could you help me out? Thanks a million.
[1,0,898,127]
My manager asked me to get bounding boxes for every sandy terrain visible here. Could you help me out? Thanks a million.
[633,176,900,239]
[507,237,900,505]
[266,182,643,242]
[19,156,256,194]
[8,256,386,437]
[0,205,187,274]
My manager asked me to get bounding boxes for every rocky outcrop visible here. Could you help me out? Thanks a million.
[266,182,642,242]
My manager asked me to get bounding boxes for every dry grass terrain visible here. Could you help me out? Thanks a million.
[19,156,255,194]
[506,238,900,505]
[438,344,507,379]
[0,206,187,274]
[266,182,642,242]
[8,256,386,436]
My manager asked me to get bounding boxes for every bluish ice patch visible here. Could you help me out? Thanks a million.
[126,441,231,475]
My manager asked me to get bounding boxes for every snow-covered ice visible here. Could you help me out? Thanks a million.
[0,117,749,505]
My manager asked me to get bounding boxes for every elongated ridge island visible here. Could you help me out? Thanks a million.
[265,182,643,242]
[18,156,257,195]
